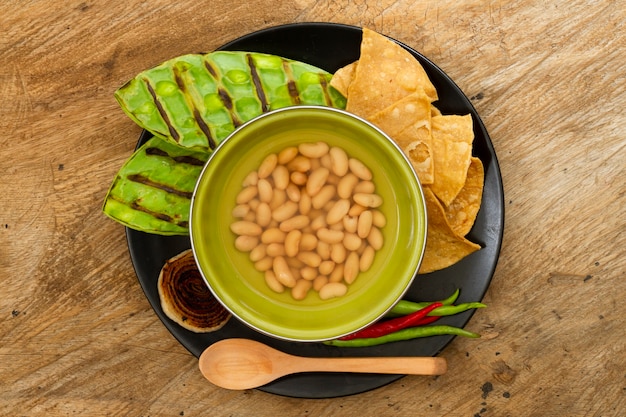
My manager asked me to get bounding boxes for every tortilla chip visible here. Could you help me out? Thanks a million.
[431,105,442,117]
[346,28,438,117]
[364,88,434,184]
[396,124,434,184]
[330,61,358,96]
[367,88,432,135]
[418,187,481,274]
[445,157,484,236]
[430,114,475,206]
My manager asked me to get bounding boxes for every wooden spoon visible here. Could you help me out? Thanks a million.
[198,338,447,390]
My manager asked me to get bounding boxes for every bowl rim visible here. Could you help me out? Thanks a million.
[189,105,428,341]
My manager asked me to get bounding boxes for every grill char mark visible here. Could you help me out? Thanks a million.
[144,78,180,141]
[127,173,193,199]
[247,54,270,112]
[218,87,242,127]
[319,75,333,106]
[192,109,217,150]
[204,61,218,78]
[145,147,206,166]
[282,60,300,105]
[110,194,188,228]
[204,58,243,129]
[173,65,218,150]
[174,70,186,91]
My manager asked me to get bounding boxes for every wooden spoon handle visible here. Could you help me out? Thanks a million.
[290,356,447,376]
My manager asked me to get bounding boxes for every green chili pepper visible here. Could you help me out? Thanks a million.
[427,302,487,317]
[324,325,481,347]
[388,288,460,316]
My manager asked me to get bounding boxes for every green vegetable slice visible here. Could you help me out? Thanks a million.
[103,136,209,235]
[106,51,347,235]
[115,51,347,151]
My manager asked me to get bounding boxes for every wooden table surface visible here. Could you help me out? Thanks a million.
[2,0,624,415]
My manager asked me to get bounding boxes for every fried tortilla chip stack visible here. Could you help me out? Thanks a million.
[331,28,484,273]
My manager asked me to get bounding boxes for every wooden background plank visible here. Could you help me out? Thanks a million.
[1,0,624,415]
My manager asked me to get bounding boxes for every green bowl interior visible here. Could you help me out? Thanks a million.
[190,106,426,341]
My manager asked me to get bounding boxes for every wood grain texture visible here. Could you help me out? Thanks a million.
[1,0,624,415]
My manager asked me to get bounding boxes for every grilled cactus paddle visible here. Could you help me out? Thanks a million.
[115,51,347,151]
[103,136,209,235]
[106,51,346,235]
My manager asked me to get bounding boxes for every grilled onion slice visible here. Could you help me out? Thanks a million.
[157,249,231,333]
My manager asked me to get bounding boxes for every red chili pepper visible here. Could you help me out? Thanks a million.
[339,302,443,340]
[408,314,441,327]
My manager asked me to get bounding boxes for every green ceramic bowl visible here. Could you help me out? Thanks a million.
[190,106,427,341]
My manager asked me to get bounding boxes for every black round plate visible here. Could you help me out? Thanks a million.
[126,22,504,398]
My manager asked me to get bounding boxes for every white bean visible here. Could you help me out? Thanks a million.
[319,282,348,300]
[279,215,310,232]
[256,202,272,227]
[317,227,344,244]
[273,256,296,288]
[257,178,273,203]
[311,184,336,209]
[357,210,373,239]
[236,186,258,204]
[265,270,285,293]
[301,266,318,281]
[254,256,273,272]
[235,235,259,252]
[287,155,311,172]
[343,251,360,284]
[299,141,329,158]
[258,153,277,179]
[232,204,250,218]
[348,157,372,180]
[359,245,375,272]
[318,260,335,276]
[330,243,347,264]
[367,226,384,250]
[329,146,349,176]
[261,227,286,244]
[272,201,299,222]
[326,199,350,225]
[277,146,298,164]
[230,221,262,236]
[266,242,285,257]
[297,251,322,268]
[284,230,302,258]
[313,275,329,291]
[343,233,362,252]
[291,279,313,300]
[353,193,383,208]
[249,243,266,262]
[372,210,387,228]
[272,165,290,190]
[337,173,359,199]
[306,167,330,196]
[300,233,318,251]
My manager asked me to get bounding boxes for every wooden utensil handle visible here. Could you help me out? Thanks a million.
[293,356,448,376]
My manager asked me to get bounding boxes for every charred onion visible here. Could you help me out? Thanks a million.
[157,249,230,333]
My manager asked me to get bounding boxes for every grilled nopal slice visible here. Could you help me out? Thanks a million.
[103,136,209,235]
[115,51,347,151]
